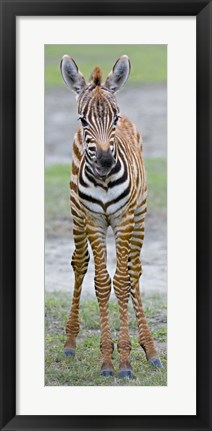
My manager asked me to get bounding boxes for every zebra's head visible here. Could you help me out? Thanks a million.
[60,55,131,179]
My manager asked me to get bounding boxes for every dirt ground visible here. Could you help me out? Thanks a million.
[45,84,167,298]
[45,214,167,298]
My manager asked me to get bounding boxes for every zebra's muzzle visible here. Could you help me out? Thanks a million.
[94,148,116,178]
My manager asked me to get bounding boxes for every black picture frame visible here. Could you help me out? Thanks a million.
[0,0,211,430]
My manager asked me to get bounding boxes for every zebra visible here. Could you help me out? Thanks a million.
[60,54,162,378]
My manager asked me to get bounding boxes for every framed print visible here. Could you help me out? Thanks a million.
[0,0,211,430]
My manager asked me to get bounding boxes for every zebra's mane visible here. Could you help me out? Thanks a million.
[90,66,102,86]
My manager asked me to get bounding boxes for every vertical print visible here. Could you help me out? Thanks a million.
[45,45,167,386]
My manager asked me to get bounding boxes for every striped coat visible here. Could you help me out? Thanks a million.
[60,55,162,378]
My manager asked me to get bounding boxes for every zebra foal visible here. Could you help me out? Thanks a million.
[60,55,162,378]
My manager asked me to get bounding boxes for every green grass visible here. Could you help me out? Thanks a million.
[45,159,166,235]
[45,292,167,386]
[45,44,167,88]
[145,158,167,210]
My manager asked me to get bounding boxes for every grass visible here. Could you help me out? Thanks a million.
[45,44,167,88]
[45,292,167,386]
[145,158,167,210]
[45,159,166,235]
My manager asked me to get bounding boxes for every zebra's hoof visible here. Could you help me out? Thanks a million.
[100,368,114,377]
[64,347,75,357]
[118,368,133,379]
[148,357,163,368]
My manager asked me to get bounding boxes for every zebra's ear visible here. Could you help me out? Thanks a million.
[105,55,131,93]
[60,55,86,95]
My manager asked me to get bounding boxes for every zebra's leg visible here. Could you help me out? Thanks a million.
[129,218,163,368]
[112,212,134,378]
[64,220,89,356]
[86,217,114,377]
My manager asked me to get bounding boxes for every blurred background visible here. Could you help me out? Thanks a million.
[45,45,167,386]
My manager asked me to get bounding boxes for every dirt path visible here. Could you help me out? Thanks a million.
[45,212,167,297]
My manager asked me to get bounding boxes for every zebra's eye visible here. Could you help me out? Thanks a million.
[79,116,88,128]
[113,115,119,126]
[87,145,96,158]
